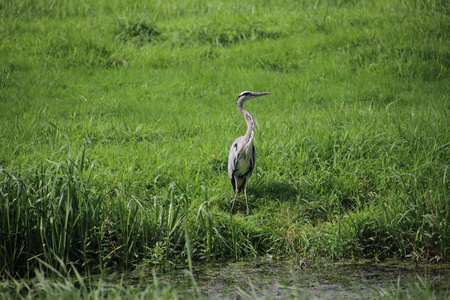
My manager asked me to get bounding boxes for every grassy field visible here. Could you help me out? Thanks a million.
[0,0,449,290]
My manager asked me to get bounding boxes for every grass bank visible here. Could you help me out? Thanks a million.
[1,0,449,279]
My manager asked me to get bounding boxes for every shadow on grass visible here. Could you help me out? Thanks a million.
[248,180,329,222]
[224,181,300,214]
[250,180,300,202]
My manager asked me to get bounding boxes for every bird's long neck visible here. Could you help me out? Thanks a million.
[237,101,255,147]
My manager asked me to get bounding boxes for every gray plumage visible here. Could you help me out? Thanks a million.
[228,91,271,215]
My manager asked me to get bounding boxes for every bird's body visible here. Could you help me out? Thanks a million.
[228,135,256,192]
[228,91,271,215]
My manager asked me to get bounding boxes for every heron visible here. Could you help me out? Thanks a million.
[228,91,271,215]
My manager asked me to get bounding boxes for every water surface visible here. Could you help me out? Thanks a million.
[147,258,450,299]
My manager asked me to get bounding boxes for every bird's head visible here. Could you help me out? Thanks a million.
[237,91,271,104]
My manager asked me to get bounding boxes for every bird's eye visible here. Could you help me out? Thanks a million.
[238,91,252,98]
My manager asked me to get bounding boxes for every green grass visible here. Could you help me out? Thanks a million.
[1,0,449,283]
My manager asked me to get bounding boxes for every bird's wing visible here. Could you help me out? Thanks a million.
[228,136,243,180]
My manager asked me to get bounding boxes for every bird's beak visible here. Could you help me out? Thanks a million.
[252,92,271,97]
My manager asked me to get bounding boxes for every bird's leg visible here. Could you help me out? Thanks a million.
[231,176,239,214]
[244,182,250,216]
[231,191,238,214]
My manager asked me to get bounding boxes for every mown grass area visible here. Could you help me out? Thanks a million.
[1,0,449,286]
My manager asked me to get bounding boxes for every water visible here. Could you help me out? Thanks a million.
[145,258,450,299]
